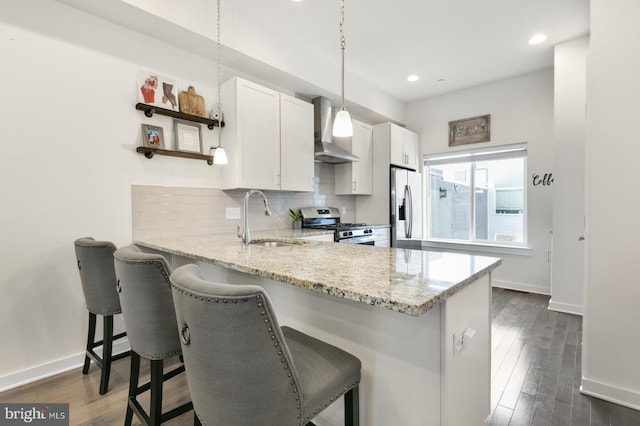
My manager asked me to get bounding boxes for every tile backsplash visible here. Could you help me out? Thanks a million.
[132,163,356,239]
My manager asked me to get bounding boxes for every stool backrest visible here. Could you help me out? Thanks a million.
[170,264,303,426]
[74,237,121,315]
[113,245,181,359]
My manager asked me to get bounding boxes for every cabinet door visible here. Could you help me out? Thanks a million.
[334,120,373,195]
[352,120,373,194]
[280,94,314,192]
[389,123,405,167]
[403,128,420,170]
[374,227,391,247]
[390,124,420,170]
[238,80,280,189]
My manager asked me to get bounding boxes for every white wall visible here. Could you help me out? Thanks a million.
[550,36,589,315]
[0,0,354,388]
[406,70,555,294]
[0,0,215,384]
[581,0,640,409]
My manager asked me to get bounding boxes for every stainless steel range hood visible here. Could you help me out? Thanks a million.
[312,96,359,164]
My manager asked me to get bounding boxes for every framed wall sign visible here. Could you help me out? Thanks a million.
[448,114,491,146]
[174,119,203,154]
[141,124,165,149]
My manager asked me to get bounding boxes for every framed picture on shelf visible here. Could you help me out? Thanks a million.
[141,124,165,149]
[137,70,179,111]
[174,119,202,153]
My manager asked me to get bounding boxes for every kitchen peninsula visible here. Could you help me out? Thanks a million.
[136,232,501,426]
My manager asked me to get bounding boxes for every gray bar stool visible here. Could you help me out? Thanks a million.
[113,245,193,426]
[74,237,130,395]
[170,263,361,426]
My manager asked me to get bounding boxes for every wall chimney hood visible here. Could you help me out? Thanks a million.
[312,96,360,164]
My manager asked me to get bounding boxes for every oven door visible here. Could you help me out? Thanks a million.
[338,235,376,245]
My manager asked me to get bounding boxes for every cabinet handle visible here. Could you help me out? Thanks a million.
[353,180,356,191]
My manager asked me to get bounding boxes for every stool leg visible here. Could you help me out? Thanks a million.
[125,352,140,426]
[193,412,202,426]
[83,312,96,374]
[149,359,164,426]
[344,386,359,426]
[99,315,114,395]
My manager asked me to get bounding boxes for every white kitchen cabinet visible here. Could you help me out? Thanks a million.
[221,77,280,190]
[280,94,314,192]
[355,122,420,225]
[388,123,420,170]
[334,119,373,195]
[299,233,335,242]
[374,227,391,247]
[221,77,313,191]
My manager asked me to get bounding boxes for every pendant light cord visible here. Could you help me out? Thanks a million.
[210,0,229,164]
[340,0,346,110]
[216,0,222,148]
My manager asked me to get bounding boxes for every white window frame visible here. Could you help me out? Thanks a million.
[423,143,530,255]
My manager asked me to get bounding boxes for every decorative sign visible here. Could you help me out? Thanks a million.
[532,173,554,186]
[448,114,491,146]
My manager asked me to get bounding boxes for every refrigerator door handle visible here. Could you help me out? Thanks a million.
[405,184,413,238]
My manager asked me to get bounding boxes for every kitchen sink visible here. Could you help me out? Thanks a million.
[251,241,292,247]
[249,239,307,247]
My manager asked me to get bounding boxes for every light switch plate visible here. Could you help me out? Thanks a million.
[226,207,241,219]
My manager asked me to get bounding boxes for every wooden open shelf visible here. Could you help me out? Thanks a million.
[135,103,224,129]
[136,146,214,165]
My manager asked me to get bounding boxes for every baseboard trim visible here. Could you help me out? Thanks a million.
[580,376,640,411]
[548,299,583,316]
[492,279,550,296]
[0,340,130,393]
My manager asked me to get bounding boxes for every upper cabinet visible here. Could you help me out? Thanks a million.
[334,119,373,195]
[386,123,420,170]
[280,94,315,192]
[356,122,420,224]
[221,77,314,191]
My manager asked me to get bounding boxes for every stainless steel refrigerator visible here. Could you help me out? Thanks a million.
[390,167,423,248]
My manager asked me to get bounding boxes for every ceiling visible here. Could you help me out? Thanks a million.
[229,0,589,103]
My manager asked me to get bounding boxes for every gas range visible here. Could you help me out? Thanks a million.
[300,207,376,245]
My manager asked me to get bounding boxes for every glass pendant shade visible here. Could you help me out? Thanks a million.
[333,108,353,137]
[213,146,228,165]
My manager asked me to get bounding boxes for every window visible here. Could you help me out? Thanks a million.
[424,144,527,246]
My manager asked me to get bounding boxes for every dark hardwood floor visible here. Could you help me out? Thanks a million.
[2,288,639,425]
[488,288,640,426]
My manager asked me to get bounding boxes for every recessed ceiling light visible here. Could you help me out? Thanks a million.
[528,34,547,45]
[407,74,419,82]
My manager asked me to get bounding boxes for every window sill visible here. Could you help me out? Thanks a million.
[421,240,531,257]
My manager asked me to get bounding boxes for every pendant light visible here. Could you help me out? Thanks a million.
[332,0,353,138]
[211,0,228,165]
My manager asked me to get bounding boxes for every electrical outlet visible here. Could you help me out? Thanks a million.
[225,207,241,219]
[453,328,465,355]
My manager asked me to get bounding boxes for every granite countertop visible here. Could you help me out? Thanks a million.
[135,230,501,316]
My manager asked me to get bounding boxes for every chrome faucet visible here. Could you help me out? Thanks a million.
[238,189,272,244]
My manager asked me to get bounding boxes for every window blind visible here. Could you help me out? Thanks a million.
[424,143,527,166]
